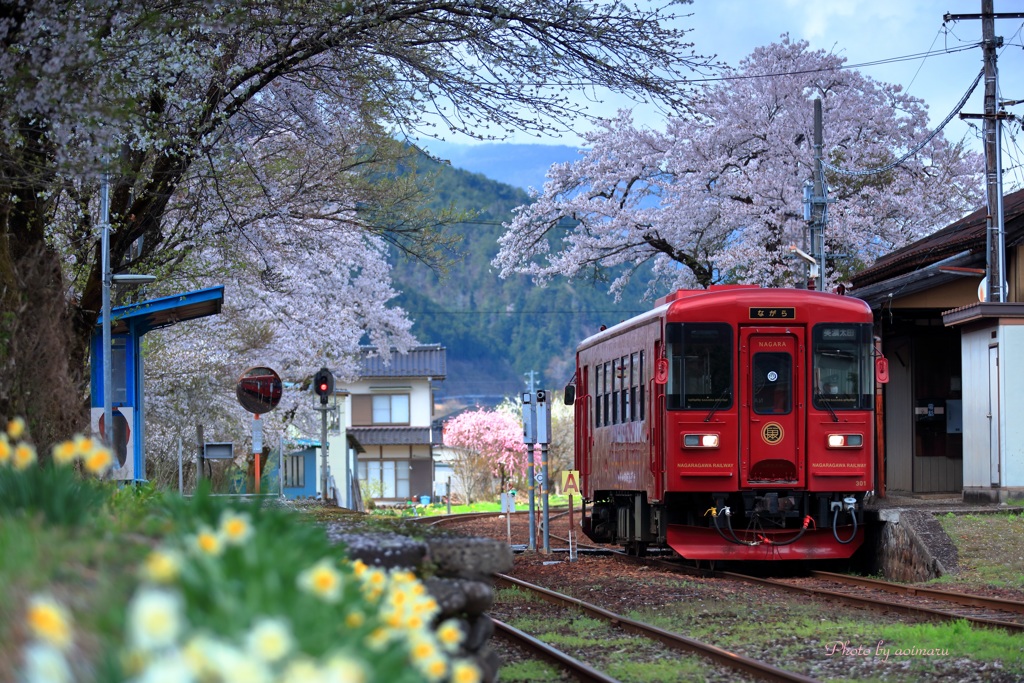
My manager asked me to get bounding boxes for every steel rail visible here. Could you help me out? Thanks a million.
[495,574,821,683]
[809,570,1024,615]
[609,552,1024,633]
[492,618,624,683]
[719,570,1024,633]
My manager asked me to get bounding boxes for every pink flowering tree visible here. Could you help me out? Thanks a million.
[495,36,984,295]
[0,0,709,447]
[442,407,531,503]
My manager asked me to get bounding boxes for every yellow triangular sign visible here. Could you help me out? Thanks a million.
[561,469,580,495]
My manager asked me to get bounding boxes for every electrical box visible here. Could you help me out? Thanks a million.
[204,442,234,459]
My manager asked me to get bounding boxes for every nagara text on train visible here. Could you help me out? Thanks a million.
[564,285,889,561]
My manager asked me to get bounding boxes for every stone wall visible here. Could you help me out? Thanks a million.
[326,526,513,683]
[874,509,958,582]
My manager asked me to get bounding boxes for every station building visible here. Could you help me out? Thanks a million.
[851,189,1024,501]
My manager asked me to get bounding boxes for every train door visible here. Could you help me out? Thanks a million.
[740,327,805,486]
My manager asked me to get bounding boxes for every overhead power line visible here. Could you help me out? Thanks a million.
[821,69,984,177]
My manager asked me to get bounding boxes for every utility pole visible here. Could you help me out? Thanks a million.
[811,98,826,292]
[948,1,1024,302]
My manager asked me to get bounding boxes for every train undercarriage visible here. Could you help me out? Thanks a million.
[582,490,867,561]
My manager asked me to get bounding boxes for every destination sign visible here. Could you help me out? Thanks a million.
[749,307,795,320]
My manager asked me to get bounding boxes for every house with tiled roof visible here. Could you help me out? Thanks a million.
[851,188,1024,501]
[346,345,446,505]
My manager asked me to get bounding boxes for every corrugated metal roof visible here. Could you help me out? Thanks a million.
[851,188,1024,289]
[349,426,441,446]
[359,345,446,379]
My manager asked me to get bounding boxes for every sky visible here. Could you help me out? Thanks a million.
[416,0,1024,186]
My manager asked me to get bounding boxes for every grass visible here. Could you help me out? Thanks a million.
[506,610,713,682]
[624,573,1024,681]
[497,659,564,682]
[935,511,1024,588]
[368,494,577,518]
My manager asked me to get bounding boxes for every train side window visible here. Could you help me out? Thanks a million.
[620,355,630,423]
[611,357,620,424]
[626,352,634,421]
[638,351,645,421]
[666,323,732,411]
[598,360,606,423]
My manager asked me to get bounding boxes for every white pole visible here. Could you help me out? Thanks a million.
[100,173,113,447]
[177,437,183,494]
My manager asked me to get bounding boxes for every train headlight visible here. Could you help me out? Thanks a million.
[683,433,720,448]
[827,434,863,448]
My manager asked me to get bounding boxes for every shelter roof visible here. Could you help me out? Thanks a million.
[99,286,225,336]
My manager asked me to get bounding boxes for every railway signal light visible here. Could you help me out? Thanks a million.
[313,367,334,405]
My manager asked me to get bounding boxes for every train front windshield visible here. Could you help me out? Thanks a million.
[665,323,732,411]
[664,321,873,412]
[812,323,874,410]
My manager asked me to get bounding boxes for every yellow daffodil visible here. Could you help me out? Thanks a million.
[83,445,114,475]
[278,657,323,683]
[245,617,293,663]
[322,654,368,683]
[191,526,224,557]
[344,610,365,629]
[451,659,482,683]
[51,440,78,466]
[127,588,183,651]
[181,634,219,680]
[297,559,343,603]
[0,435,11,465]
[132,651,196,683]
[218,510,253,545]
[22,643,72,683]
[141,549,183,584]
[409,635,439,663]
[13,442,38,470]
[359,568,387,600]
[209,644,271,683]
[436,619,464,652]
[365,626,393,652]
[7,416,26,439]
[25,595,73,650]
[72,435,96,458]
[418,654,447,682]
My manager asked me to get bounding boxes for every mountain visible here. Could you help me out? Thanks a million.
[391,152,651,409]
[416,141,584,191]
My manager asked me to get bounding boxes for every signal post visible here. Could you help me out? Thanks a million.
[521,389,553,553]
[313,367,335,504]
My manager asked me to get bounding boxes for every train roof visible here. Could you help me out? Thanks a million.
[577,286,872,351]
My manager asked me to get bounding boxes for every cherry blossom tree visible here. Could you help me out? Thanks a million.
[442,407,529,503]
[494,36,985,297]
[0,0,711,445]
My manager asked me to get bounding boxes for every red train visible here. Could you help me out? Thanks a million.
[565,286,886,561]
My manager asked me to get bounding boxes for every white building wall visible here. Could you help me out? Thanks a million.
[960,325,992,488]
[1003,324,1024,487]
[345,378,433,427]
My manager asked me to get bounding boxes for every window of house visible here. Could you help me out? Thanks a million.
[372,394,410,424]
[359,460,411,499]
[284,454,305,488]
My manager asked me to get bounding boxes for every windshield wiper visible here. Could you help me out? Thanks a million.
[815,388,839,422]
[704,387,731,422]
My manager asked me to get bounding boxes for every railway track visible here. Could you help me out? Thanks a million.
[607,551,1024,634]
[493,573,822,683]
[737,570,1024,633]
